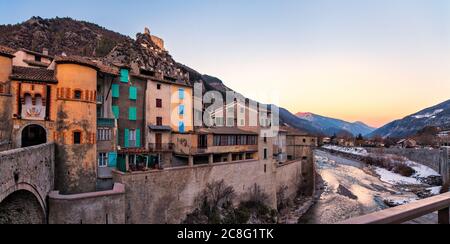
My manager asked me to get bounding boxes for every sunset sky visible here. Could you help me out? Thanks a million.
[1,0,450,127]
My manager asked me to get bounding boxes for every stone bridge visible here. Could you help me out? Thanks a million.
[0,143,55,224]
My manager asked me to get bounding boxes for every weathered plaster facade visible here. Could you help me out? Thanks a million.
[54,63,98,194]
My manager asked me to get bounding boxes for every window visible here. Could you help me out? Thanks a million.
[73,131,82,144]
[156,117,163,126]
[240,119,245,126]
[124,129,140,148]
[129,86,137,100]
[112,84,120,98]
[264,148,268,160]
[214,135,221,146]
[120,69,129,83]
[35,94,43,107]
[97,128,111,141]
[179,88,185,100]
[264,137,267,143]
[74,90,82,100]
[35,55,41,62]
[240,107,245,113]
[215,117,224,126]
[129,107,137,121]
[24,93,32,106]
[179,121,185,133]
[156,99,162,108]
[227,118,235,126]
[303,139,306,143]
[157,84,161,90]
[112,106,120,119]
[179,105,185,115]
[98,153,108,167]
[198,135,208,149]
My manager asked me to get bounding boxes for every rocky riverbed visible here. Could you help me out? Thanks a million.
[299,150,442,224]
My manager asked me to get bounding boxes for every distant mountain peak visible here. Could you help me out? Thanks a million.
[370,99,450,139]
[295,112,375,137]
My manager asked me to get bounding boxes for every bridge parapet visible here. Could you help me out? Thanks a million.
[0,143,55,216]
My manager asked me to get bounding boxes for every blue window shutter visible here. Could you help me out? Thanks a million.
[112,106,120,119]
[108,152,117,168]
[136,129,141,148]
[179,105,185,115]
[129,107,137,121]
[179,121,185,133]
[112,84,120,98]
[129,86,137,100]
[124,129,129,148]
[120,69,129,83]
[179,88,185,100]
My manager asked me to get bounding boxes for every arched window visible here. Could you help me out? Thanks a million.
[24,93,32,106]
[35,94,43,107]
[74,90,82,100]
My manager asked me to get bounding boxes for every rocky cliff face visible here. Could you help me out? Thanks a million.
[0,17,129,57]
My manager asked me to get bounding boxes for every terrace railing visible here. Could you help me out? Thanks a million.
[339,192,450,224]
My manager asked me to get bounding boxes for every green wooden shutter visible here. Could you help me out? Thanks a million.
[112,84,120,98]
[179,88,185,100]
[108,152,117,168]
[179,121,185,133]
[129,86,137,100]
[136,129,141,148]
[112,106,120,119]
[129,107,137,121]
[120,69,129,83]
[124,129,129,148]
[179,105,185,115]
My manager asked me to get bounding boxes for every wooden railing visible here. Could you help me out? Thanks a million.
[339,192,450,224]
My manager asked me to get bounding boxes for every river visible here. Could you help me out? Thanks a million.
[299,150,435,224]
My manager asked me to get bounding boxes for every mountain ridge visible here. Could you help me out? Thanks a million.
[295,112,376,137]
[369,99,450,138]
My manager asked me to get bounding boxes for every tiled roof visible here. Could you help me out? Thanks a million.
[10,66,56,83]
[282,126,309,136]
[54,55,99,70]
[23,59,50,68]
[0,45,15,58]
[21,49,54,59]
[92,60,119,75]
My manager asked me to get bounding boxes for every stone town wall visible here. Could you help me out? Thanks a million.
[48,183,126,224]
[366,147,441,172]
[113,157,313,224]
[276,160,305,200]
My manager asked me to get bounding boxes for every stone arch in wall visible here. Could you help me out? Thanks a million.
[20,124,47,148]
[0,187,46,224]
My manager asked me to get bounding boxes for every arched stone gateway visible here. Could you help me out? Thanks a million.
[21,124,47,148]
[0,190,45,224]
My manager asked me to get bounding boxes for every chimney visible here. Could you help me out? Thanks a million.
[43,48,49,56]
[144,27,151,36]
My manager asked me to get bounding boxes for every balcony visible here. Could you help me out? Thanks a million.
[148,143,174,153]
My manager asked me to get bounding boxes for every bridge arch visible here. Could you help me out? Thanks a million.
[0,183,46,224]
